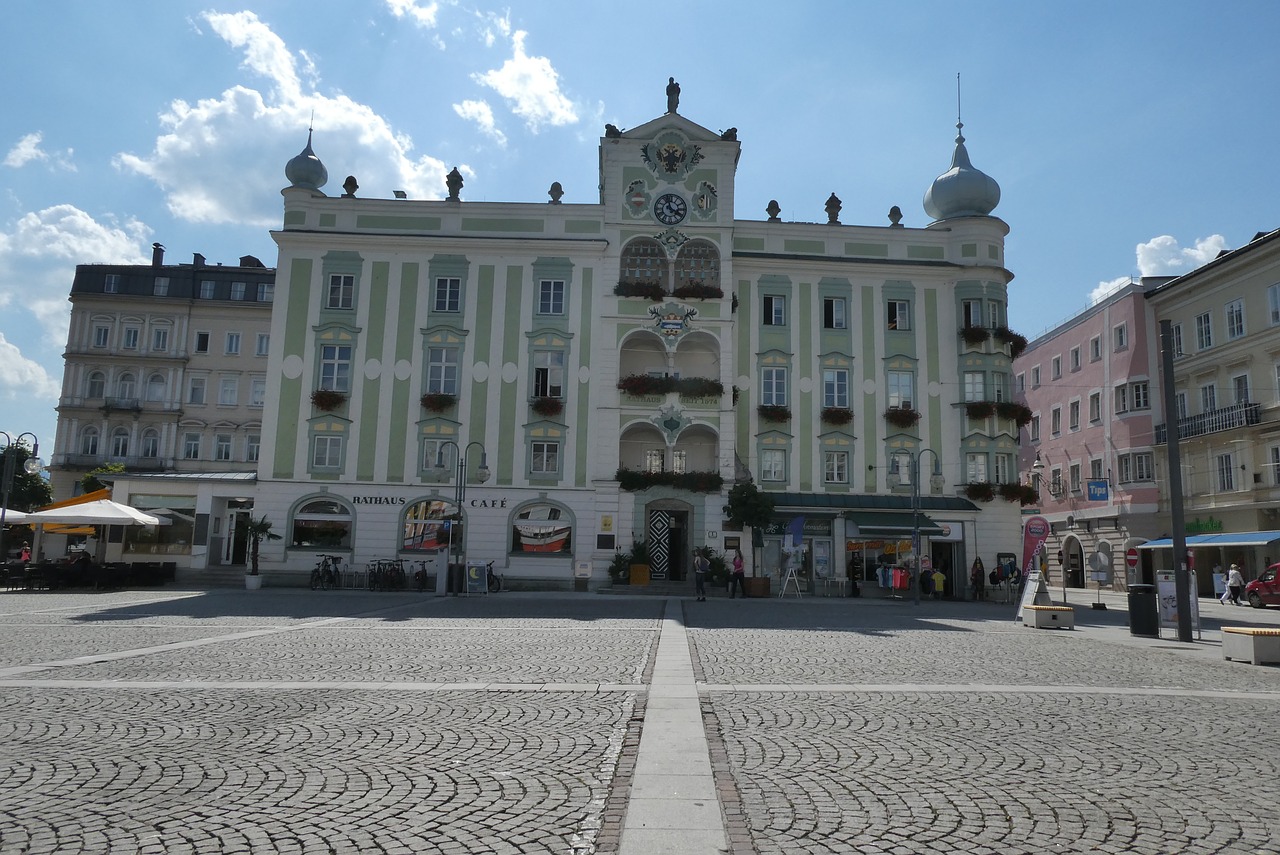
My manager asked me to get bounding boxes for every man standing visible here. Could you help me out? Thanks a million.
[693,549,709,602]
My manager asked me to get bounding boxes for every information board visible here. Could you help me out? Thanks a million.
[1156,569,1200,635]
[466,561,488,594]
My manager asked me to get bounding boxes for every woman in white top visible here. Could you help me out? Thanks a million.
[1227,564,1246,605]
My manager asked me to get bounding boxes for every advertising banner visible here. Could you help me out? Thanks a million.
[1021,515,1050,576]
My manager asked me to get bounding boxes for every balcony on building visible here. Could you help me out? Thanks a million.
[1154,400,1261,444]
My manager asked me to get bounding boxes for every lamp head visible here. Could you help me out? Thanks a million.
[23,457,42,475]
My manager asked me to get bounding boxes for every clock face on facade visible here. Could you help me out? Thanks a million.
[653,193,688,225]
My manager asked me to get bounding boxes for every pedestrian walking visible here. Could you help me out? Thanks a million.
[728,548,745,598]
[1227,564,1246,605]
[971,563,986,601]
[693,549,710,601]
[1217,564,1231,605]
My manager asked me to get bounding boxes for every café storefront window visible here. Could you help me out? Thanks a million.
[124,495,195,555]
[402,498,457,552]
[509,502,573,554]
[290,498,353,549]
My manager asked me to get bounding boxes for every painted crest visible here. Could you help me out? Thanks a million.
[648,301,698,341]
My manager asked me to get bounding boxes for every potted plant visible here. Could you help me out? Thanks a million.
[311,389,347,411]
[608,549,632,585]
[420,392,457,412]
[758,404,791,423]
[820,407,854,426]
[628,539,650,586]
[243,514,282,589]
[531,396,564,417]
[884,406,921,429]
[959,325,991,346]
[964,482,996,502]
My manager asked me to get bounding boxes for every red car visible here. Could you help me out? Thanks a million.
[1246,564,1280,609]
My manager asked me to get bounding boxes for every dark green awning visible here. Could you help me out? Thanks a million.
[844,510,944,537]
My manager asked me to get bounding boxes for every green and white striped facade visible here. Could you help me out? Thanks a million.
[247,106,1024,589]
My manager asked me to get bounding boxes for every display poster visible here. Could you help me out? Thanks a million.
[466,561,488,594]
[1013,565,1051,621]
[1156,569,1200,633]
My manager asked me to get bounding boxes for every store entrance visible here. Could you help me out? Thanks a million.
[646,505,689,581]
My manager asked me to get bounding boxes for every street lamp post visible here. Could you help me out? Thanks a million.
[1030,452,1065,601]
[436,440,490,591]
[0,432,41,564]
[888,448,943,605]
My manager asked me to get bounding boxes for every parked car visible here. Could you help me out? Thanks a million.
[1245,564,1280,608]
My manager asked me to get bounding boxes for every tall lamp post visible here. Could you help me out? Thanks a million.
[436,440,490,587]
[888,448,943,605]
[0,432,42,564]
[1030,452,1065,601]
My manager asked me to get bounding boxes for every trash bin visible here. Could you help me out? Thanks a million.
[447,562,465,595]
[1128,584,1159,637]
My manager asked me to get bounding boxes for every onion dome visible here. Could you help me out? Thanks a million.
[923,122,1000,220]
[285,130,327,190]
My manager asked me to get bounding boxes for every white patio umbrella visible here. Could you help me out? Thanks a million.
[25,499,161,526]
[1,508,31,524]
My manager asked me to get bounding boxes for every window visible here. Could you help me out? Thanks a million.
[887,371,914,409]
[537,280,565,315]
[110,429,129,459]
[219,376,238,406]
[824,451,848,484]
[823,297,847,330]
[1226,299,1245,340]
[290,499,353,549]
[761,367,788,406]
[257,283,274,302]
[183,433,201,459]
[146,373,165,402]
[965,453,988,483]
[80,427,99,456]
[963,372,985,402]
[151,328,169,352]
[1271,446,1280,487]
[1132,453,1154,482]
[188,377,206,405]
[86,371,105,399]
[670,450,688,475]
[434,277,460,312]
[230,282,246,301]
[1115,385,1128,414]
[763,295,786,326]
[1131,382,1149,410]
[1069,401,1080,431]
[215,434,233,461]
[123,327,139,350]
[226,333,241,355]
[116,373,136,399]
[195,331,210,353]
[510,503,573,554]
[530,440,560,475]
[1195,312,1213,350]
[1051,407,1062,436]
[1090,336,1101,362]
[1200,384,1216,413]
[326,274,354,309]
[1172,323,1184,357]
[1216,453,1235,492]
[1232,373,1250,404]
[250,378,266,407]
[153,277,169,296]
[1175,391,1188,420]
[1031,366,1041,388]
[424,347,459,395]
[93,325,109,348]
[256,333,270,356]
[1070,347,1081,371]
[1050,468,1063,496]
[104,274,120,293]
[620,237,668,284]
[1016,373,1025,393]
[1030,415,1040,441]
[1070,463,1082,493]
[141,430,159,459]
[1090,458,1104,480]
[200,281,215,299]
[247,434,261,462]
[319,345,352,392]
[760,448,786,482]
[1270,284,1280,325]
[644,449,665,474]
[962,299,983,328]
[823,369,848,408]
[887,300,911,331]
[534,351,564,398]
[312,435,343,469]
[1051,356,1061,380]
[1089,392,1101,423]
[993,374,1010,402]
[987,299,1004,328]
[1113,323,1128,352]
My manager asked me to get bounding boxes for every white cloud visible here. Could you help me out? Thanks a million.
[385,0,440,28]
[0,333,61,405]
[4,132,75,171]
[475,10,511,47]
[1089,275,1134,305]
[114,11,455,224]
[453,100,506,146]
[474,31,577,132]
[1136,234,1229,276]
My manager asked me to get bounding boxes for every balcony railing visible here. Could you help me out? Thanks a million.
[1154,401,1260,443]
[103,397,142,412]
[53,453,173,470]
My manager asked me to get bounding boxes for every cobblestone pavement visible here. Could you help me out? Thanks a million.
[1,589,1278,854]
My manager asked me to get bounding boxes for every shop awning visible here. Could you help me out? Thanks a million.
[1136,531,1280,550]
[844,510,944,537]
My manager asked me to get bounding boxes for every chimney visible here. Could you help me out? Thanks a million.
[193,252,205,268]
[151,243,165,266]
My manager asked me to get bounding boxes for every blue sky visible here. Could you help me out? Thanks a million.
[4,0,1279,453]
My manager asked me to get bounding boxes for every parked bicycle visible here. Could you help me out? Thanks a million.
[484,560,502,593]
[310,554,344,590]
[367,558,407,591]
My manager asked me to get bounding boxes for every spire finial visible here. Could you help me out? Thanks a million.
[955,72,964,143]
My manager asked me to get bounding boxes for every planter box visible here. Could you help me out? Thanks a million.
[742,576,771,598]
[244,575,263,590]
[629,564,650,586]
[1022,605,1074,629]
[1222,627,1280,665]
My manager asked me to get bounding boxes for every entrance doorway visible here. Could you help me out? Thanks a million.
[646,505,689,581]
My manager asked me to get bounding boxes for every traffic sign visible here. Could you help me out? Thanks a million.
[1126,547,1139,568]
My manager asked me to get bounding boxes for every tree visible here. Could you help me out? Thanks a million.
[243,515,282,576]
[2,441,52,511]
[82,462,126,494]
[723,481,774,530]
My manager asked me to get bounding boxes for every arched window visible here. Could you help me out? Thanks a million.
[110,428,130,459]
[619,238,668,287]
[290,497,353,549]
[86,371,105,399]
[401,498,457,552]
[80,427,99,456]
[509,502,573,555]
[674,241,720,291]
[146,373,166,402]
[117,373,136,399]
[141,429,160,459]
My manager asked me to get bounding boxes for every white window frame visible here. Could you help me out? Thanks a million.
[225,332,241,355]
[1232,373,1250,404]
[1195,312,1213,350]
[537,280,565,315]
[1113,323,1129,352]
[104,274,120,294]
[182,433,201,460]
[93,325,110,348]
[763,295,786,326]
[1226,299,1245,340]
[256,333,270,356]
[534,350,565,399]
[426,347,460,395]
[887,371,914,410]
[215,434,233,462]
[250,377,266,407]
[151,328,168,352]
[199,281,215,300]
[312,435,343,469]
[761,367,788,407]
[822,369,848,409]
[434,277,461,312]
[760,448,786,482]
[319,345,352,393]
[218,376,238,406]
[327,274,354,310]
[247,434,261,462]
[823,297,847,330]
[823,451,848,484]
[188,377,207,405]
[530,440,560,475]
[123,327,140,350]
[230,281,246,301]
[887,299,911,331]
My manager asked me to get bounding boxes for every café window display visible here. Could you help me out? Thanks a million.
[290,498,353,549]
[402,498,457,552]
[509,502,573,554]
[124,495,196,555]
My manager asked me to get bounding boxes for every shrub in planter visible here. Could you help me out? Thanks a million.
[757,404,791,423]
[531,396,564,417]
[960,325,991,345]
[965,481,996,502]
[675,377,724,397]
[964,401,996,420]
[608,550,632,585]
[614,281,665,301]
[618,375,668,396]
[998,482,1039,505]
[615,467,724,493]
[420,392,457,412]
[883,406,921,429]
[821,407,854,426]
[993,326,1029,359]
[672,282,725,300]
[311,389,347,411]
[995,401,1033,427]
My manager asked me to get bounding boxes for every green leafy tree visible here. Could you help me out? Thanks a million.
[723,481,774,530]
[243,515,282,576]
[2,442,51,510]
[82,462,126,494]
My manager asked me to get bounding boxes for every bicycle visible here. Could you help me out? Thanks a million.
[485,560,502,593]
[367,558,407,592]
[310,554,343,590]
